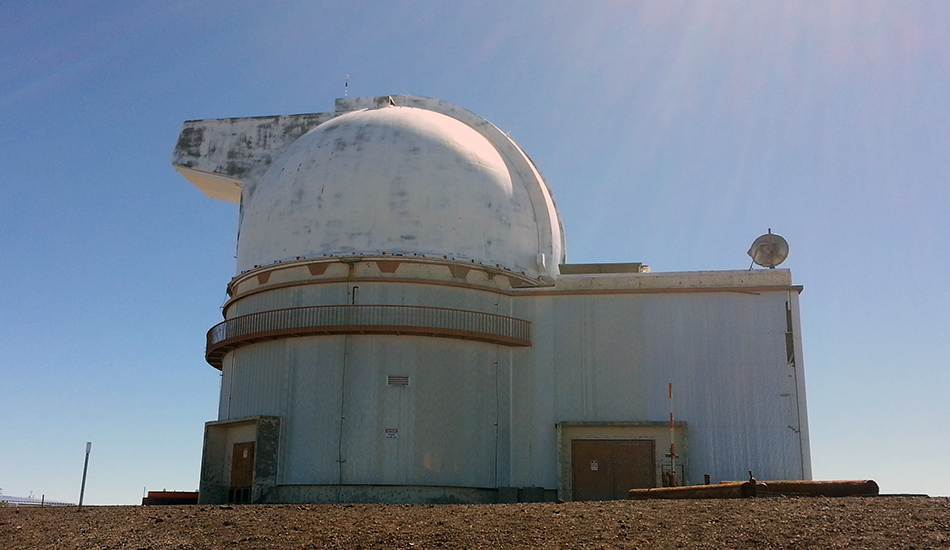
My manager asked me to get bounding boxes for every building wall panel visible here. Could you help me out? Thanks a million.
[512,288,809,489]
[228,280,512,319]
[222,332,509,490]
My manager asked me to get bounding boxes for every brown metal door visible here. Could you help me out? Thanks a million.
[572,440,614,501]
[613,440,656,495]
[231,442,255,488]
[572,439,655,500]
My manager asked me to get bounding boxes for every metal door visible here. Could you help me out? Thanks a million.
[231,442,255,488]
[572,439,655,500]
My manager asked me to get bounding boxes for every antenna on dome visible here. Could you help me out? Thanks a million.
[344,74,348,97]
[747,229,789,269]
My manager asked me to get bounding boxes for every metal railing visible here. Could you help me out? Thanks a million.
[206,304,530,367]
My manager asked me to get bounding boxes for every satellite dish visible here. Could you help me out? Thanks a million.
[747,230,789,269]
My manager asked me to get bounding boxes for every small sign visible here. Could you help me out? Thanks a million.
[385,429,398,439]
[590,460,598,471]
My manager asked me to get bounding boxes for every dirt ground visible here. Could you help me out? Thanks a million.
[2,496,948,549]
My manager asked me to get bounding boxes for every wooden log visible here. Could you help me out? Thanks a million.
[756,480,879,497]
[628,481,756,500]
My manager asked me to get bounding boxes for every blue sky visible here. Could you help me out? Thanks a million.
[2,1,948,504]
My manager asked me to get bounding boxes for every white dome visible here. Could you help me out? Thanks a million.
[236,105,559,277]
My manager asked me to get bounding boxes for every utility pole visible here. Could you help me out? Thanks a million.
[78,442,92,508]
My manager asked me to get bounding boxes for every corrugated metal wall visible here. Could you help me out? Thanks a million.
[513,289,809,487]
[227,280,513,318]
[217,275,809,493]
[222,333,510,489]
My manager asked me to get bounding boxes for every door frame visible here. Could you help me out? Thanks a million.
[199,415,281,504]
[556,421,687,502]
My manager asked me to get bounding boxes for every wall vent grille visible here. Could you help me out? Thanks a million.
[387,375,410,387]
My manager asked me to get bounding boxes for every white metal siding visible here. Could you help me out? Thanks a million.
[226,280,515,323]
[224,334,510,489]
[512,289,809,488]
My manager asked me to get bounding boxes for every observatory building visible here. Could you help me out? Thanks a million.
[173,95,810,504]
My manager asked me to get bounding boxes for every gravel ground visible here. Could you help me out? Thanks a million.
[2,496,948,549]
